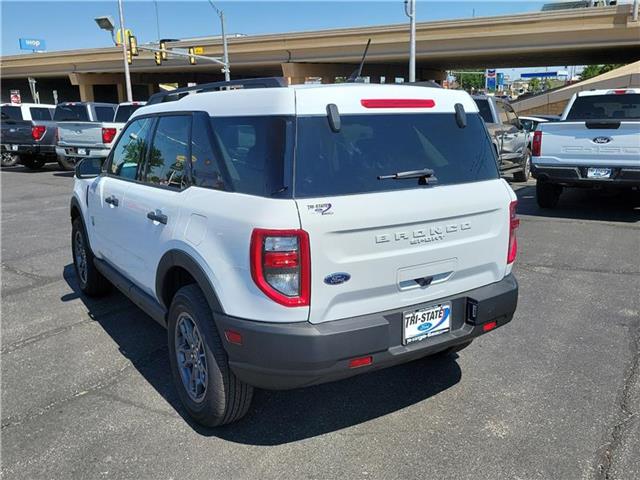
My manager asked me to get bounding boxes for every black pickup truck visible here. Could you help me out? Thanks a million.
[1,103,57,169]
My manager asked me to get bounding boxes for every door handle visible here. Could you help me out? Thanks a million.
[147,210,168,225]
[105,195,119,207]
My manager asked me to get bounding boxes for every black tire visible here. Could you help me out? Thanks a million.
[1,151,20,167]
[536,180,562,208]
[22,156,46,170]
[513,149,531,182]
[58,156,76,171]
[71,217,111,296]
[168,284,253,427]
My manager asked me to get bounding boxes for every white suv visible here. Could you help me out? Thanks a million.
[70,78,519,426]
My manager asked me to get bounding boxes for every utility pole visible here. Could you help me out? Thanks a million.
[117,0,133,102]
[404,0,416,82]
[208,1,230,81]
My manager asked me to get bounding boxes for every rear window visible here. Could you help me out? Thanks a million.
[566,94,640,120]
[1,106,23,121]
[294,113,498,198]
[95,106,116,122]
[54,105,89,121]
[474,99,494,123]
[30,107,52,121]
[114,105,143,123]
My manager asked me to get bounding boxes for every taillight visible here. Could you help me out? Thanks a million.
[507,200,520,264]
[532,130,542,157]
[250,229,310,307]
[31,125,46,141]
[102,127,117,144]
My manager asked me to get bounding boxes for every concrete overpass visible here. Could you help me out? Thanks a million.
[1,3,639,103]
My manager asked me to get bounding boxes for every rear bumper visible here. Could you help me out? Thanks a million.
[532,164,640,187]
[216,274,518,390]
[1,143,56,157]
[56,146,111,159]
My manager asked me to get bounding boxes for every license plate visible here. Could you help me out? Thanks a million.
[587,167,611,179]
[402,302,451,345]
[77,148,87,156]
[11,145,18,151]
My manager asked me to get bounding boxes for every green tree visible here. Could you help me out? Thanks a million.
[529,78,541,93]
[457,72,484,92]
[579,64,624,81]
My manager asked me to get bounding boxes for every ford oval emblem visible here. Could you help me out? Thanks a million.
[324,272,351,285]
[593,136,612,144]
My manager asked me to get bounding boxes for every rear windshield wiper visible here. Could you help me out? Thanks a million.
[378,168,438,185]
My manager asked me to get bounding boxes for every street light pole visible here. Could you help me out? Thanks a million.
[404,0,416,82]
[208,1,231,81]
[117,0,133,102]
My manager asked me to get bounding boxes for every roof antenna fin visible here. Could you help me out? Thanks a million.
[347,38,372,83]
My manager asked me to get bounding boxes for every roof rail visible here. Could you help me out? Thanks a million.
[147,77,288,105]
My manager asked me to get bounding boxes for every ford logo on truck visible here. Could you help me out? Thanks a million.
[592,136,612,144]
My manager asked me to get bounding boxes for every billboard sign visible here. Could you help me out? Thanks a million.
[521,71,558,79]
[486,69,497,91]
[19,38,46,51]
[10,90,21,104]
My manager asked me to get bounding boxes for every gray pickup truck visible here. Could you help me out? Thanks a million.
[1,103,57,169]
[473,95,531,182]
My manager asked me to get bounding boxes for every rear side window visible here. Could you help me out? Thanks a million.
[209,116,291,196]
[54,105,89,121]
[144,115,190,188]
[109,117,153,179]
[1,106,23,120]
[114,105,142,123]
[95,106,116,122]
[191,114,227,190]
[474,99,493,123]
[566,94,640,120]
[30,107,52,121]
[294,113,498,198]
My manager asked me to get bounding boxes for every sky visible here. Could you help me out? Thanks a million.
[0,0,593,79]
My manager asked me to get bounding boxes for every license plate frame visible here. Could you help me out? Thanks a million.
[402,302,452,346]
[77,148,88,156]
[587,167,612,179]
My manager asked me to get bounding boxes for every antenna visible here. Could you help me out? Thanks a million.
[347,38,372,83]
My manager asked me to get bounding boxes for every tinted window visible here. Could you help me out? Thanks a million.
[191,114,226,190]
[95,106,116,122]
[566,94,640,120]
[474,99,493,123]
[110,117,153,179]
[294,113,498,198]
[1,106,23,121]
[502,103,519,126]
[29,107,52,120]
[54,105,89,121]
[520,119,537,132]
[144,115,190,188]
[114,105,143,123]
[210,116,290,196]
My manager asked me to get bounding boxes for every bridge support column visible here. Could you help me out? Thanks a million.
[116,83,126,103]
[78,83,95,102]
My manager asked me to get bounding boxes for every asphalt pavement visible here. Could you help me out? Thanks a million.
[1,165,639,480]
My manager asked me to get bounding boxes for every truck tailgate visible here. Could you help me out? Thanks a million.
[58,122,103,146]
[1,120,33,144]
[535,121,640,167]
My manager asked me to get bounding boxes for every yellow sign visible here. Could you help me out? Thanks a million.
[192,46,204,55]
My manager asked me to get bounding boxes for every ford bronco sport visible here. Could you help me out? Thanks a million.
[70,78,519,426]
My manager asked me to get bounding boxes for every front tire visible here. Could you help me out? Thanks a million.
[1,151,19,167]
[536,180,562,208]
[71,217,110,296]
[513,149,531,182]
[168,284,253,427]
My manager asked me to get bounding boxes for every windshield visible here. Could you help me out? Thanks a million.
[566,94,640,120]
[294,113,498,198]
[54,105,90,121]
[474,99,494,123]
[1,106,23,121]
[114,105,143,123]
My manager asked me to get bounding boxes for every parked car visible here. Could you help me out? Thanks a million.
[473,95,532,181]
[532,88,640,208]
[71,78,519,426]
[55,102,117,170]
[1,103,57,168]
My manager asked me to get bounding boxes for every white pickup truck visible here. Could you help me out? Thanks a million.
[531,88,640,208]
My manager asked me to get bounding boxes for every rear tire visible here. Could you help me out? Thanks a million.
[513,149,531,182]
[1,151,19,167]
[22,156,46,170]
[168,284,253,427]
[71,217,111,296]
[536,180,562,209]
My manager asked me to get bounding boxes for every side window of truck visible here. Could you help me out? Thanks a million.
[109,117,154,180]
[95,106,116,122]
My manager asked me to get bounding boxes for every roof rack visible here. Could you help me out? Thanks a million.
[147,77,288,105]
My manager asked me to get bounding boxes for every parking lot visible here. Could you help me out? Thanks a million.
[1,166,638,479]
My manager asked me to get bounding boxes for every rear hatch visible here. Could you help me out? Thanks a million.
[294,86,513,324]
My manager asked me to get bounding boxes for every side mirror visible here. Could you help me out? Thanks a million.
[75,157,103,179]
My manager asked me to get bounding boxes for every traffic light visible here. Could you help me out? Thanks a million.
[154,51,162,66]
[188,47,197,65]
[126,49,133,65]
[128,34,139,56]
[159,40,168,60]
